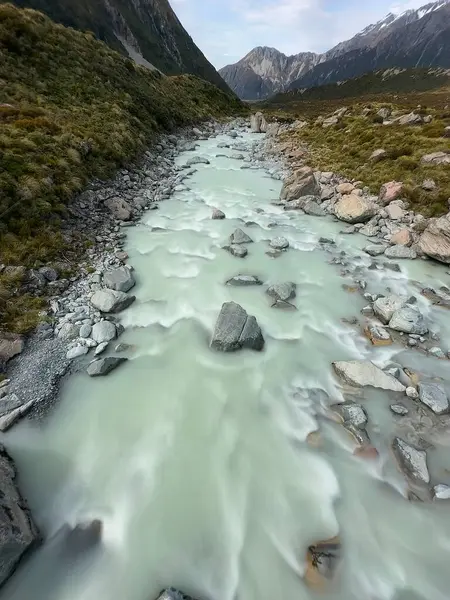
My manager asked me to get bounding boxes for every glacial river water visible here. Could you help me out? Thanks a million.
[3,131,450,600]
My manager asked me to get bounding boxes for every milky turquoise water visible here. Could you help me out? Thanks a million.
[3,132,450,600]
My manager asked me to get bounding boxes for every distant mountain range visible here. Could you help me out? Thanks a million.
[219,0,450,99]
[2,0,230,92]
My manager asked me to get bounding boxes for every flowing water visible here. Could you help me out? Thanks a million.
[3,132,450,600]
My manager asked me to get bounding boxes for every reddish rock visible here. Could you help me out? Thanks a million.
[390,229,412,246]
[379,181,403,205]
[354,445,379,460]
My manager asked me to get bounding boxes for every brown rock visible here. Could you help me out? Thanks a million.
[334,194,377,224]
[390,229,412,246]
[304,536,341,590]
[336,182,354,195]
[418,213,450,263]
[364,326,392,346]
[354,445,379,460]
[306,431,323,448]
[379,181,403,205]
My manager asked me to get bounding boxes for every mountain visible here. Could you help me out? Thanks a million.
[1,0,230,92]
[221,0,450,99]
[290,0,450,90]
[219,47,321,100]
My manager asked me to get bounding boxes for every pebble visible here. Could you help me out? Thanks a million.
[94,342,109,356]
[406,386,419,399]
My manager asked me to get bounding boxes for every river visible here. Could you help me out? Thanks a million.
[3,129,450,600]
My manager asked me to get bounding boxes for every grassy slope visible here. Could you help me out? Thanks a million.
[0,3,244,332]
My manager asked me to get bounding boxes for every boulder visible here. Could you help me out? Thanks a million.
[334,195,377,224]
[364,244,386,256]
[385,204,405,220]
[90,289,135,313]
[303,199,326,216]
[369,148,387,162]
[332,360,405,391]
[210,302,264,352]
[185,156,210,167]
[392,438,429,484]
[0,334,24,369]
[226,275,262,286]
[58,323,79,340]
[418,213,450,263]
[38,266,59,282]
[269,237,289,250]
[397,112,423,126]
[379,181,403,205]
[226,244,248,258]
[266,282,296,308]
[338,403,368,429]
[280,167,320,202]
[66,346,89,360]
[373,295,406,323]
[229,229,253,245]
[390,229,412,246]
[421,151,450,166]
[86,357,127,377]
[0,445,39,587]
[417,382,449,415]
[103,267,135,293]
[322,115,339,128]
[212,208,225,220]
[384,246,417,259]
[79,324,92,338]
[105,197,132,221]
[250,112,267,133]
[91,321,117,344]
[377,107,391,120]
[388,306,428,335]
[422,178,436,191]
[336,182,354,195]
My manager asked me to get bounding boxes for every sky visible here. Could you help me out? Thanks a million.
[170,0,434,68]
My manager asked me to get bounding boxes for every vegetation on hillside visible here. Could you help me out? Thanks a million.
[0,3,243,332]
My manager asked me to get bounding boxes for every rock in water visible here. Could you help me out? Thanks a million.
[304,536,341,590]
[373,295,405,324]
[91,321,117,344]
[303,199,326,216]
[87,357,127,377]
[57,519,103,557]
[103,267,135,292]
[229,229,253,244]
[332,360,405,391]
[155,589,200,600]
[417,382,449,415]
[210,302,264,352]
[227,245,248,258]
[266,282,296,308]
[212,208,225,220]
[385,246,417,259]
[392,438,429,484]
[334,195,377,223]
[269,237,289,250]
[226,275,262,286]
[0,445,39,587]
[388,306,428,335]
[90,289,135,313]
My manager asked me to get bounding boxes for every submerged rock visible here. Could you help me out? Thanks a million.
[392,438,429,484]
[417,382,449,415]
[155,589,199,600]
[210,302,264,352]
[226,275,262,286]
[333,360,405,391]
[57,519,103,557]
[87,357,127,377]
[0,445,39,587]
[229,228,253,244]
[304,536,341,590]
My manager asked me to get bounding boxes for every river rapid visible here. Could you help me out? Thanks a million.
[3,128,450,600]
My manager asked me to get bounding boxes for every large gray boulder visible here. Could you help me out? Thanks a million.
[226,245,248,258]
[87,357,127,377]
[418,382,449,415]
[334,195,377,224]
[388,306,428,335]
[269,237,289,250]
[0,446,39,587]
[185,156,210,167]
[418,213,450,264]
[280,167,320,202]
[91,321,117,344]
[103,267,135,293]
[104,197,132,221]
[373,295,405,324]
[230,229,253,245]
[266,282,296,308]
[333,360,405,391]
[384,246,417,260]
[90,289,135,313]
[392,438,429,484]
[303,199,326,216]
[210,302,264,352]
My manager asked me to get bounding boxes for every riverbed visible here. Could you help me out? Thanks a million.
[3,129,450,600]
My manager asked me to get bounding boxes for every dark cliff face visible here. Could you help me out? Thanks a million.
[219,63,273,101]
[289,4,450,90]
[1,0,230,92]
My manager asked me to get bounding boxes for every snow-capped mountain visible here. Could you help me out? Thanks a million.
[220,0,450,99]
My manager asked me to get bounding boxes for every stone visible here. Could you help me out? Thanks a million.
[373,295,405,324]
[79,324,92,338]
[229,229,253,245]
[0,394,22,417]
[266,282,296,305]
[365,325,392,346]
[94,342,108,356]
[418,213,450,264]
[417,382,449,415]
[103,267,135,293]
[421,151,450,166]
[377,107,391,119]
[428,346,445,358]
[185,156,210,167]
[115,251,129,262]
[389,306,428,335]
[392,438,429,484]
[212,208,225,220]
[397,112,423,126]
[304,536,341,590]
[86,357,127,377]
[226,275,263,286]
[38,266,58,281]
[105,197,132,221]
[379,181,403,205]
[406,386,419,399]
[322,115,339,127]
[156,589,200,600]
[422,178,436,191]
[385,204,405,220]
[433,484,450,500]
[90,289,135,313]
[66,346,89,360]
[269,237,289,250]
[303,199,326,216]
[332,360,405,391]
[337,182,354,195]
[390,229,412,246]
[210,302,264,352]
[0,333,24,368]
[384,246,417,259]
[58,323,79,340]
[250,112,267,133]
[227,244,248,258]
[334,195,377,224]
[370,149,387,162]
[115,343,131,353]
[58,519,103,556]
[339,403,368,428]
[280,167,320,202]
[390,404,409,416]
[91,321,117,344]
[0,446,39,587]
[364,244,386,256]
